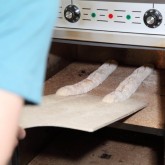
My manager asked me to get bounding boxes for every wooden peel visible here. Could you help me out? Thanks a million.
[20,94,147,132]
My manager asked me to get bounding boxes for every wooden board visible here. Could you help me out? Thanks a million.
[20,94,146,132]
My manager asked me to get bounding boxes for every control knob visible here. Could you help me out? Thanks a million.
[144,9,162,28]
[64,5,81,23]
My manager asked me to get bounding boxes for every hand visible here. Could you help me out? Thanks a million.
[15,127,26,146]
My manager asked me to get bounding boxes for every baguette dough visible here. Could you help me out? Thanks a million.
[56,60,118,96]
[102,65,153,103]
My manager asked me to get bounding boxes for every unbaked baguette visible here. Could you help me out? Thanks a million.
[56,60,118,96]
[102,65,153,103]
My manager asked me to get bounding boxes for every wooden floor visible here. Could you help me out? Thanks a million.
[28,128,163,165]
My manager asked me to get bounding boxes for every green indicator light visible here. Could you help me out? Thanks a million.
[91,13,96,18]
[126,15,131,20]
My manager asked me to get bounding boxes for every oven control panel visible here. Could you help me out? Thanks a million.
[54,0,165,48]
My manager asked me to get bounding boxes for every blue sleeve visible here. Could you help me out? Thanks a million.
[0,0,59,104]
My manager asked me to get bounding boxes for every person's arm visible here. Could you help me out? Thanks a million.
[0,89,23,165]
[0,1,59,164]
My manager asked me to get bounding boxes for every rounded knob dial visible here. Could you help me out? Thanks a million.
[64,5,81,23]
[144,9,162,28]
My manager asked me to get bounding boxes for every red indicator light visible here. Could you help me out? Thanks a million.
[109,14,113,19]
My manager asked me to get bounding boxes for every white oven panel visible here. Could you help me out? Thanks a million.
[54,0,165,48]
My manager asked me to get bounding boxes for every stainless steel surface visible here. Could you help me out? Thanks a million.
[54,0,165,48]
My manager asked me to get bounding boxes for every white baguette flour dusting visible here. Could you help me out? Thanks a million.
[102,65,153,103]
[56,60,118,96]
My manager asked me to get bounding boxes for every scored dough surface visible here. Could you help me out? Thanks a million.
[56,60,118,96]
[102,65,153,103]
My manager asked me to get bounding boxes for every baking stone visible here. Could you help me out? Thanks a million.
[20,94,147,132]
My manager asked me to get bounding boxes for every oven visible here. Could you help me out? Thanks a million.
[12,1,165,164]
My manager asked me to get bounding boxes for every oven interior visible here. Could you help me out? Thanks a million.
[11,42,165,165]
